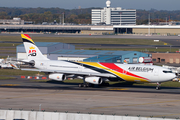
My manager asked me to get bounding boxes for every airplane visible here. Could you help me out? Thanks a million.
[20,34,176,90]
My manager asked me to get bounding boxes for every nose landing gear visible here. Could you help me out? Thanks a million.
[156,82,161,90]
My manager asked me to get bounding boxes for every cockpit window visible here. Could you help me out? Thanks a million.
[163,70,173,73]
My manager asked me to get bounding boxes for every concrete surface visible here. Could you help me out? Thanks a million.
[0,85,179,119]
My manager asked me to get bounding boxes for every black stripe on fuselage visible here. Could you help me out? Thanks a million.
[67,61,124,80]
[68,61,109,73]
[22,38,35,45]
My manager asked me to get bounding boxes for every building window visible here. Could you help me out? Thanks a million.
[111,12,119,14]
[161,59,165,62]
[117,59,121,62]
[152,59,156,61]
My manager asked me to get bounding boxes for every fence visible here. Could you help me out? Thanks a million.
[0,110,177,120]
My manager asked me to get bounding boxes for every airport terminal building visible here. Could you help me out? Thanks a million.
[2,0,180,35]
[91,0,136,25]
[16,42,149,63]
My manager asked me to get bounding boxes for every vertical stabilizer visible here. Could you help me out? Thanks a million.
[21,34,49,60]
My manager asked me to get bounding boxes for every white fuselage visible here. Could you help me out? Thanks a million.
[34,60,176,83]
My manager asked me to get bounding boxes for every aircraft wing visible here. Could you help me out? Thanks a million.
[21,68,116,78]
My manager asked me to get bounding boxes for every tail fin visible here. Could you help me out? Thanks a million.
[21,34,49,60]
[9,62,19,69]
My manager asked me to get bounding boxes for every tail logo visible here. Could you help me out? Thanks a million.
[124,59,128,63]
[28,46,37,56]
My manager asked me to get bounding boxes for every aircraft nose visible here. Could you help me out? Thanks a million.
[169,73,176,80]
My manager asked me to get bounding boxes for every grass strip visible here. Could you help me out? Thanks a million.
[0,69,44,76]
[0,36,169,45]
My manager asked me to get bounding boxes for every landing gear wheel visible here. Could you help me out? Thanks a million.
[88,83,94,87]
[156,86,160,90]
[100,82,109,87]
[104,82,109,86]
[86,83,89,87]
[83,84,87,87]
[78,83,83,87]
[79,83,89,87]
[156,82,161,90]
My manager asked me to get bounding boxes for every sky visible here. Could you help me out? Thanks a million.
[0,0,180,10]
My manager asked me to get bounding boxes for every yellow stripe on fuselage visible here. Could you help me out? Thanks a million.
[79,62,149,82]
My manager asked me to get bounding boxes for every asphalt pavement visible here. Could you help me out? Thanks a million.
[0,78,180,119]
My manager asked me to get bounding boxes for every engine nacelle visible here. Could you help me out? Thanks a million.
[29,60,35,67]
[49,73,66,81]
[85,77,103,84]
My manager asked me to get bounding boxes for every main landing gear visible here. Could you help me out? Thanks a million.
[156,82,161,90]
[78,76,109,88]
[78,83,91,87]
[78,76,94,88]
[78,82,109,88]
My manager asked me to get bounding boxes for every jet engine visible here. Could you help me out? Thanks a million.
[29,60,35,67]
[85,77,103,84]
[49,73,66,81]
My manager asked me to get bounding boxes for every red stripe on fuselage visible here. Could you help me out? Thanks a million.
[99,62,148,80]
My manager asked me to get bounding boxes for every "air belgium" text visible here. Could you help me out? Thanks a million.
[128,67,154,72]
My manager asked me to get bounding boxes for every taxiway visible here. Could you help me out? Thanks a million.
[0,78,180,118]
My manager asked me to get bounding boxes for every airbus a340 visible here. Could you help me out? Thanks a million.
[20,34,176,90]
